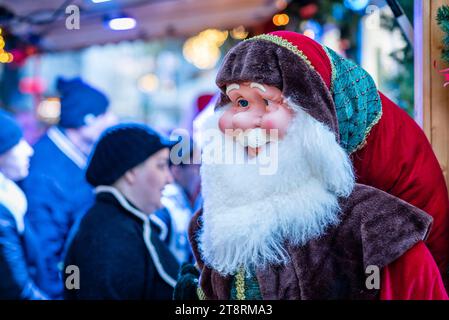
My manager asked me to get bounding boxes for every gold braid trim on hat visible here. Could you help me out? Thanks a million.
[246,34,315,71]
[322,46,337,94]
[351,107,383,154]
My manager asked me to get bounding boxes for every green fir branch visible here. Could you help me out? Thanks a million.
[437,5,449,64]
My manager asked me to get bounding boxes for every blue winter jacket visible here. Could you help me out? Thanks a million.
[0,204,49,299]
[20,128,94,299]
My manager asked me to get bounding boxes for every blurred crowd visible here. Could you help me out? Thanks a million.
[0,77,201,299]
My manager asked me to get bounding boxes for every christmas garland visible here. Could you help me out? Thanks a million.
[437,5,449,64]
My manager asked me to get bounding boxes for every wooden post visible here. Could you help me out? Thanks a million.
[416,0,449,186]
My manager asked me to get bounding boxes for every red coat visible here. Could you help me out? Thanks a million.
[381,241,448,300]
[352,93,449,286]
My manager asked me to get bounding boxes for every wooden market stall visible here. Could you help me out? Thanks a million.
[415,0,449,189]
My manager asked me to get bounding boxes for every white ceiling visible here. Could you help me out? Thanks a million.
[0,0,281,51]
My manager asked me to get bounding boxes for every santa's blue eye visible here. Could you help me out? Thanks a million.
[237,99,249,108]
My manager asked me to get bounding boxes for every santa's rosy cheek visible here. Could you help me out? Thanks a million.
[261,112,293,138]
[218,113,234,133]
[261,119,276,130]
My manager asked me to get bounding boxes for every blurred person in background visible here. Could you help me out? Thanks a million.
[64,123,179,300]
[161,136,202,264]
[20,77,117,299]
[0,110,48,299]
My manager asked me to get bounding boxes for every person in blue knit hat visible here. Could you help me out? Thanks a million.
[0,110,50,299]
[64,123,179,300]
[20,77,117,299]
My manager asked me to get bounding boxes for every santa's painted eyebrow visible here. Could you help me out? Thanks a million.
[226,83,240,95]
[250,82,266,93]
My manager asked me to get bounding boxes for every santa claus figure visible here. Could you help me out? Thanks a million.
[181,31,449,300]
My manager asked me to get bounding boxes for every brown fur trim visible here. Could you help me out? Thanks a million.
[188,184,432,299]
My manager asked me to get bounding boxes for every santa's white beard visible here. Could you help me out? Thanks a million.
[198,102,355,276]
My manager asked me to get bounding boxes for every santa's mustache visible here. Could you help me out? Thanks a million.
[234,128,277,148]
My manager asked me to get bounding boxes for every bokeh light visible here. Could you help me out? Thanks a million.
[230,26,249,40]
[273,14,290,27]
[183,29,227,70]
[138,73,160,93]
